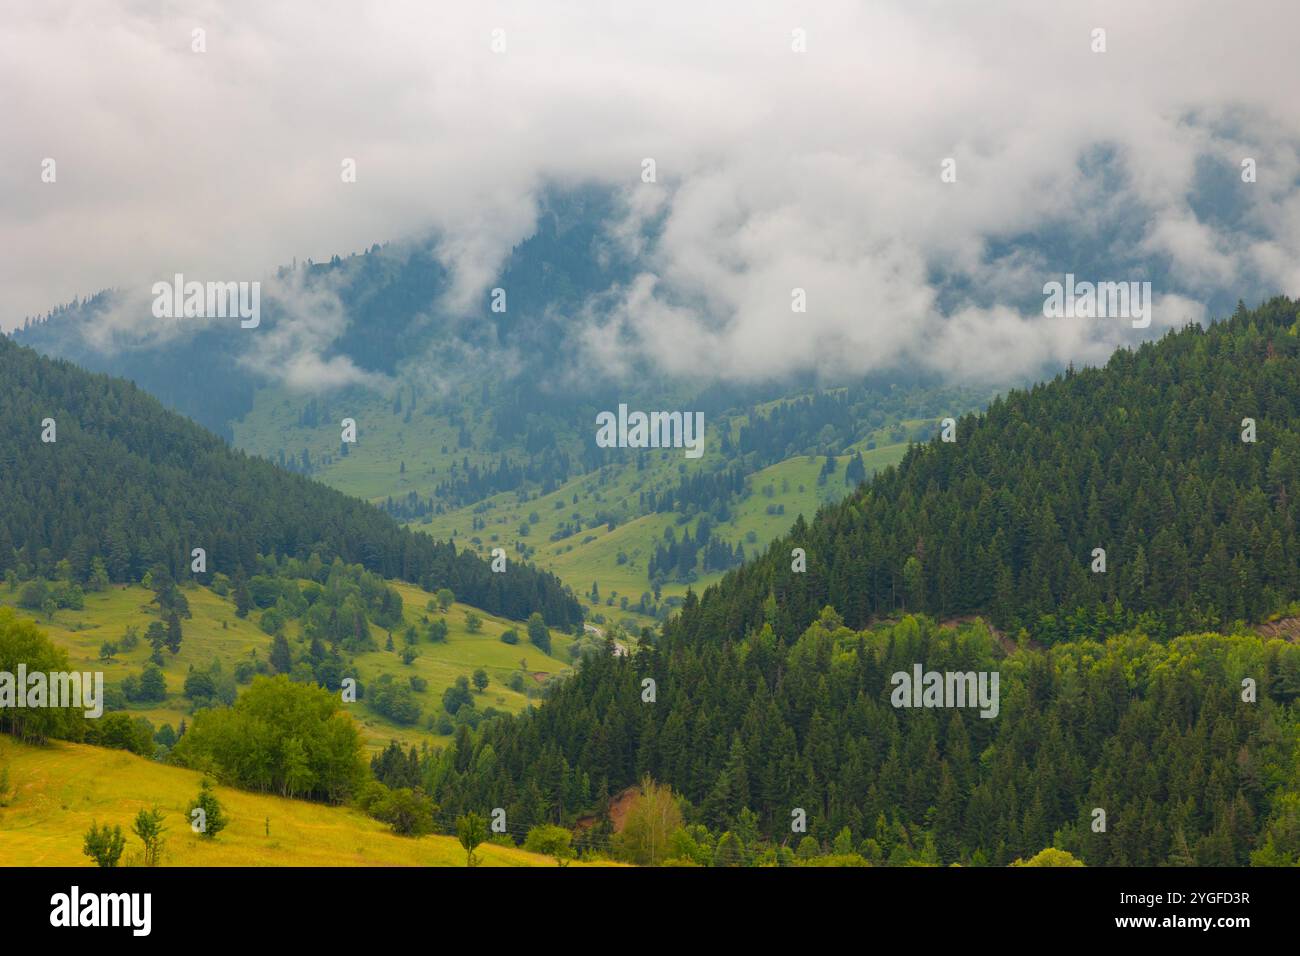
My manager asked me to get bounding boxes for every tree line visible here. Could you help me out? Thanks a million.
[0,335,583,628]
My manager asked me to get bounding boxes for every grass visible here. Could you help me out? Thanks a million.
[421,441,911,630]
[0,580,575,752]
[0,738,614,867]
[348,581,575,749]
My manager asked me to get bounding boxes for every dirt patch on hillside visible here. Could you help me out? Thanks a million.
[607,786,640,833]
[1254,617,1300,642]
[938,614,1027,654]
[574,784,641,835]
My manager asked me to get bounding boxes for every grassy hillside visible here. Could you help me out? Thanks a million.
[397,438,907,628]
[230,374,957,630]
[0,738,611,867]
[0,580,574,751]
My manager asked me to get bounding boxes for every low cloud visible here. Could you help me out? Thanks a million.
[238,269,388,392]
[3,0,1298,389]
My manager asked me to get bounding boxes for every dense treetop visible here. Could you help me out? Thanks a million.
[429,298,1300,865]
[673,296,1300,647]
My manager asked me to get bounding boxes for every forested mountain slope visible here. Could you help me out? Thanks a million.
[427,298,1300,865]
[673,296,1300,647]
[434,613,1300,865]
[0,336,581,626]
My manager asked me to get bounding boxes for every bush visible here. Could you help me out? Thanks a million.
[524,824,574,866]
[500,628,519,645]
[51,582,85,610]
[795,836,821,860]
[86,712,154,756]
[130,664,167,703]
[188,779,228,839]
[169,675,366,802]
[118,626,140,652]
[442,676,473,715]
[17,580,47,610]
[184,670,217,701]
[370,786,437,837]
[454,704,482,729]
[370,673,422,724]
[1010,848,1085,867]
[83,822,126,868]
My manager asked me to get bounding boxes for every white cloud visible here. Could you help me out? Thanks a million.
[3,0,1298,387]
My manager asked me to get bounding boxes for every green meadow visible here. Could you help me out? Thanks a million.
[0,738,615,867]
[0,580,574,752]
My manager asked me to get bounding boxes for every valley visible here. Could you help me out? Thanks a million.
[230,376,951,631]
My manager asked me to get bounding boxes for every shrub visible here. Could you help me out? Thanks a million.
[524,824,574,866]
[132,807,168,867]
[189,779,228,840]
[371,787,436,837]
[83,822,126,868]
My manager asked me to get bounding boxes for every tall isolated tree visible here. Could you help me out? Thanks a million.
[132,807,167,867]
[233,571,253,618]
[270,632,293,674]
[457,812,488,867]
[165,611,183,653]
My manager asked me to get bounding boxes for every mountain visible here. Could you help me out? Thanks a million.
[10,192,998,630]
[423,298,1300,866]
[13,188,636,439]
[0,334,581,627]
[671,296,1300,646]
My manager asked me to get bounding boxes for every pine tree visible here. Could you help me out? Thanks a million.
[270,632,293,674]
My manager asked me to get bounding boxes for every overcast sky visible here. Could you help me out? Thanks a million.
[3,0,1299,385]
